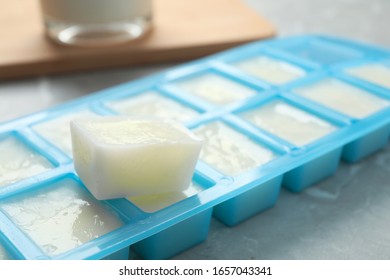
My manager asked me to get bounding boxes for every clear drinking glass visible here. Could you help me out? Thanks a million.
[39,0,152,47]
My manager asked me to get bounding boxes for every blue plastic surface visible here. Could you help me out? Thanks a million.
[0,35,390,260]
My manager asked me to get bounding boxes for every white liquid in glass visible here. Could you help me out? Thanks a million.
[233,56,305,85]
[107,92,199,123]
[0,179,124,256]
[193,122,276,176]
[40,0,152,46]
[41,0,151,23]
[241,100,337,146]
[0,137,53,187]
[295,78,390,118]
[174,73,256,105]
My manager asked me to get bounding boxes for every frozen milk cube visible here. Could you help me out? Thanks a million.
[294,79,390,118]
[233,56,305,85]
[0,136,53,187]
[240,100,337,146]
[128,182,203,213]
[71,117,202,200]
[173,73,256,105]
[193,122,276,176]
[346,63,390,89]
[32,110,97,157]
[106,91,199,123]
[0,179,124,257]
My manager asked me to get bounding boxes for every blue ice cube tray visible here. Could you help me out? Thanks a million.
[0,35,390,260]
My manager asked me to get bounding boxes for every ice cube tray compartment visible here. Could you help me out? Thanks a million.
[0,35,390,259]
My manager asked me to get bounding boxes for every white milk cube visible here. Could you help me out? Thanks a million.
[233,56,305,85]
[0,136,53,187]
[128,182,203,213]
[32,110,97,157]
[346,63,390,89]
[71,117,203,199]
[0,179,124,256]
[0,243,11,260]
[106,91,199,123]
[174,73,256,105]
[193,122,276,176]
[294,79,390,118]
[240,100,337,146]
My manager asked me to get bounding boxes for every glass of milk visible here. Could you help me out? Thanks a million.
[39,0,153,47]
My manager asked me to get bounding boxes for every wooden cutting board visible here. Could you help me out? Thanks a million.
[0,0,275,80]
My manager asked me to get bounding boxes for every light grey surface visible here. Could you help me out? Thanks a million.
[1,0,390,260]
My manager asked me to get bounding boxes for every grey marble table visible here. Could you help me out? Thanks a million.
[1,0,390,259]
